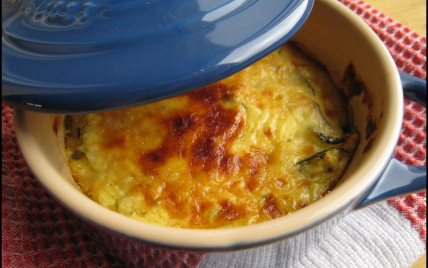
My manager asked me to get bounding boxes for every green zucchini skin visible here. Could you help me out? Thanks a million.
[296,147,350,165]
[316,132,346,144]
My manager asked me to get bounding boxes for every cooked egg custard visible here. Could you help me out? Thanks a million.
[64,43,359,229]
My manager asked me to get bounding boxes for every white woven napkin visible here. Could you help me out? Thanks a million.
[198,201,425,268]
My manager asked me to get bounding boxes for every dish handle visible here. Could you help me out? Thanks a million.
[355,71,426,208]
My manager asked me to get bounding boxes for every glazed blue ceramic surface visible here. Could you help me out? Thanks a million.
[2,0,313,114]
[356,71,426,208]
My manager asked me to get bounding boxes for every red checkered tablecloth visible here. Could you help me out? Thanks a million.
[2,0,426,267]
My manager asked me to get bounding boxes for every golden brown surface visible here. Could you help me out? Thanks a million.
[64,44,359,229]
[359,1,426,267]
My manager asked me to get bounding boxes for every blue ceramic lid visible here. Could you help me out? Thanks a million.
[2,0,313,114]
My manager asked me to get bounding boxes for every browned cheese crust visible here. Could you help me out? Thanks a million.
[64,43,360,228]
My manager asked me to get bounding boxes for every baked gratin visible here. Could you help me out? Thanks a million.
[64,43,360,229]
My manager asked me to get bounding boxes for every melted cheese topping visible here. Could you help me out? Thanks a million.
[64,43,359,229]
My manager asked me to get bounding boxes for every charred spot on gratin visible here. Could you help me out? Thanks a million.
[64,43,360,229]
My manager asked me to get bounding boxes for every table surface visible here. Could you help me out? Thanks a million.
[363,0,426,37]
[361,1,426,267]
